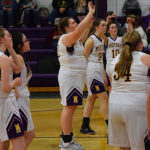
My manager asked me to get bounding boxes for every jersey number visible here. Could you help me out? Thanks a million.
[112,49,120,58]
[114,65,132,82]
[98,52,103,60]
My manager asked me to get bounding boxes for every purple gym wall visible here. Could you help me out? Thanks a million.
[99,0,107,19]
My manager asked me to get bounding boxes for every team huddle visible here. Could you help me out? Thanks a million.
[0,1,150,150]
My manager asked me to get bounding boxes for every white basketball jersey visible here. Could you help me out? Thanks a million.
[106,37,123,61]
[17,61,32,97]
[0,51,14,98]
[87,34,105,63]
[58,34,86,74]
[110,51,149,93]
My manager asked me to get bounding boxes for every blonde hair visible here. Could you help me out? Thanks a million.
[76,0,86,11]
[0,28,6,38]
[116,31,141,77]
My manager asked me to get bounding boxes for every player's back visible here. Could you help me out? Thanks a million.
[110,51,149,93]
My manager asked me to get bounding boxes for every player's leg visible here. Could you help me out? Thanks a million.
[0,140,9,150]
[97,91,109,124]
[24,130,35,149]
[10,136,25,150]
[80,95,97,134]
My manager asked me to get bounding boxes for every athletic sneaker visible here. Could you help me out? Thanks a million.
[80,126,95,135]
[60,139,84,150]
[59,138,82,148]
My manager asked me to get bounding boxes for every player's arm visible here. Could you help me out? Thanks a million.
[15,86,20,99]
[0,56,22,93]
[141,54,150,68]
[84,37,94,60]
[79,18,95,44]
[62,2,95,47]
[8,47,23,73]
[10,54,24,74]
[127,18,134,31]
[103,64,107,87]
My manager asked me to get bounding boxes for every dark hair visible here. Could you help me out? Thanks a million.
[58,17,72,34]
[105,11,114,21]
[116,31,141,77]
[134,16,146,32]
[92,19,105,33]
[11,31,31,75]
[107,22,117,31]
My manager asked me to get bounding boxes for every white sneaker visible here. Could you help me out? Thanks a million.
[60,139,84,150]
[59,138,82,148]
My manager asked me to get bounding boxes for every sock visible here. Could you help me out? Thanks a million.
[71,132,73,138]
[105,119,108,125]
[61,131,73,139]
[62,134,72,143]
[82,117,90,128]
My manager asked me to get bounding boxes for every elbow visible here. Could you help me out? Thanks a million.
[2,87,10,93]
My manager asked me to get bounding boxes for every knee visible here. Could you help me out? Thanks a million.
[87,95,97,103]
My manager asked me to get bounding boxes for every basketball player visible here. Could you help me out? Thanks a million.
[0,28,25,150]
[58,1,95,149]
[101,19,123,93]
[10,32,35,150]
[80,19,109,134]
[108,30,150,150]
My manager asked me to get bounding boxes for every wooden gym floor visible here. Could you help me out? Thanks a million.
[28,98,119,150]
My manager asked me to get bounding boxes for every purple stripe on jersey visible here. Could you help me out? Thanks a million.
[6,114,24,140]
[67,46,75,55]
[94,34,102,42]
[19,109,28,131]
[90,79,106,94]
[67,88,83,106]
[110,36,118,41]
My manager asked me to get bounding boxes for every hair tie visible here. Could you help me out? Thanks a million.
[125,42,132,47]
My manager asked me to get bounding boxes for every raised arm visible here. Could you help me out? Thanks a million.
[127,18,134,31]
[62,2,95,47]
[84,37,94,60]
[0,56,22,93]
[79,18,95,44]
[10,54,24,74]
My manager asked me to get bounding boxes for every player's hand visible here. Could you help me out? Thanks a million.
[14,77,22,86]
[106,16,112,24]
[88,1,95,15]
[127,18,132,24]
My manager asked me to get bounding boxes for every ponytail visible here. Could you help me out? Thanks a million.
[116,31,141,77]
